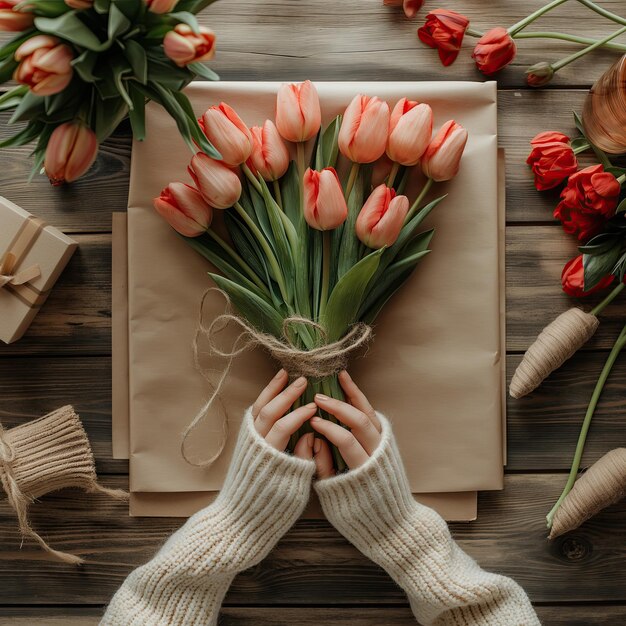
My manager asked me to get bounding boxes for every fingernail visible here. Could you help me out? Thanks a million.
[341,370,351,381]
[314,438,321,453]
[304,402,317,410]
[274,369,286,379]
[294,376,307,388]
[311,416,322,423]
[315,393,330,402]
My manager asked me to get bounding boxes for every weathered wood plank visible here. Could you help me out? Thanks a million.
[0,474,623,604]
[1,605,625,626]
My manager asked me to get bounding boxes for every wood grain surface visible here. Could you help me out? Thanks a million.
[1,0,626,624]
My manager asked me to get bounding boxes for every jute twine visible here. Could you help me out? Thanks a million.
[509,308,599,399]
[0,406,128,564]
[181,288,373,467]
[550,448,626,539]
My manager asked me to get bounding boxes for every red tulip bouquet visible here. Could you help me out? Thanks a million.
[154,82,468,469]
[509,112,626,533]
[0,0,220,185]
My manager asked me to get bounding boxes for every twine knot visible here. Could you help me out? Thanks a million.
[0,252,41,289]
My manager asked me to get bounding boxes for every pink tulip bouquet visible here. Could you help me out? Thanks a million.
[155,82,468,469]
[0,0,220,185]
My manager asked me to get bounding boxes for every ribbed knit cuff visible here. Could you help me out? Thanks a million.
[315,414,540,626]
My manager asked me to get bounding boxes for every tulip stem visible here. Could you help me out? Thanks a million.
[576,0,626,26]
[508,0,569,37]
[233,201,289,302]
[466,27,484,38]
[514,31,626,52]
[573,141,591,155]
[242,163,263,194]
[546,321,626,530]
[318,230,331,321]
[591,282,625,316]
[551,25,626,71]
[205,228,269,296]
[345,162,360,201]
[405,178,434,223]
[272,179,284,211]
[387,162,400,188]
[617,174,626,185]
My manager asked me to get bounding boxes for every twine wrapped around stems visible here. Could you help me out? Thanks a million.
[549,448,626,539]
[509,308,599,399]
[181,288,373,467]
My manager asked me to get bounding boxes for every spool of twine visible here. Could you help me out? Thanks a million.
[509,308,599,399]
[550,448,626,539]
[181,288,373,466]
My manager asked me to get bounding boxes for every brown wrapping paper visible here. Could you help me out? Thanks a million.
[123,81,503,517]
[0,197,77,344]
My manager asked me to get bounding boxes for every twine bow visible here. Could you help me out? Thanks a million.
[181,288,373,467]
[0,252,41,290]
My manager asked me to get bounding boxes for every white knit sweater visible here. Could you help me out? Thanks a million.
[103,410,540,626]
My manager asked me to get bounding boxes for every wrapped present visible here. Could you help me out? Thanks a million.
[0,197,77,344]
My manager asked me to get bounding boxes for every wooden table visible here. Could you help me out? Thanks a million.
[1,1,625,624]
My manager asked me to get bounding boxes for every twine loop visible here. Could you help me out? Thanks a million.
[0,252,41,289]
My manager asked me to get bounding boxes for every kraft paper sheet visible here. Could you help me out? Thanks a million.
[122,81,503,518]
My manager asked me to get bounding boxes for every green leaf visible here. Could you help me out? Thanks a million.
[315,115,342,170]
[112,0,141,20]
[94,95,128,142]
[94,0,111,13]
[323,248,384,341]
[578,232,620,255]
[0,31,35,62]
[398,228,435,259]
[175,0,220,13]
[113,64,133,110]
[570,136,589,152]
[337,166,367,279]
[108,3,131,40]
[0,56,18,84]
[209,273,284,336]
[9,91,44,124]
[123,39,147,84]
[605,166,626,178]
[617,198,626,214]
[24,0,72,15]
[188,62,219,81]
[0,121,43,148]
[146,52,191,90]
[35,14,104,51]
[128,84,146,140]
[169,89,220,158]
[583,245,621,291]
[0,84,27,110]
[72,50,99,82]
[279,161,300,227]
[170,11,200,33]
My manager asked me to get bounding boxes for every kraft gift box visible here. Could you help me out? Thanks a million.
[0,197,77,344]
[116,82,504,520]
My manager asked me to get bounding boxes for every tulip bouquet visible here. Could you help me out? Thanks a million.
[0,0,220,185]
[510,112,626,534]
[154,81,468,469]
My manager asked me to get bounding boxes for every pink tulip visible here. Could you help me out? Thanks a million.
[275,80,321,143]
[44,121,98,186]
[386,98,433,166]
[356,184,409,249]
[0,1,34,30]
[14,35,73,96]
[338,94,390,164]
[303,167,348,231]
[188,152,242,209]
[247,120,290,181]
[146,0,178,13]
[421,120,468,181]
[199,103,252,166]
[383,0,423,18]
[64,0,93,8]
[164,24,216,67]
[154,182,213,237]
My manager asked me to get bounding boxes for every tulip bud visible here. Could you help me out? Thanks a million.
[339,94,390,164]
[0,1,34,31]
[356,184,409,249]
[247,120,290,181]
[164,24,216,67]
[199,103,252,166]
[65,0,93,8]
[472,27,516,75]
[14,35,74,96]
[421,120,468,182]
[525,62,555,88]
[303,167,348,231]
[44,121,98,186]
[154,182,213,237]
[145,0,178,13]
[386,98,433,166]
[275,80,321,143]
[188,152,242,209]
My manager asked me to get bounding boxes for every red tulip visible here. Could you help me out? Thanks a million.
[525,62,554,88]
[247,120,290,181]
[386,98,433,166]
[382,0,423,18]
[164,24,216,67]
[421,120,468,181]
[526,131,578,191]
[188,153,242,209]
[154,183,212,237]
[199,103,252,166]
[14,35,73,96]
[418,9,470,66]
[303,167,348,231]
[0,0,34,30]
[472,27,516,75]
[146,0,178,13]
[44,121,98,186]
[339,94,390,164]
[561,254,614,298]
[275,80,321,143]
[356,184,409,249]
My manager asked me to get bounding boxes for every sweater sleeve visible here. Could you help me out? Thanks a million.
[314,413,540,626]
[102,409,315,626]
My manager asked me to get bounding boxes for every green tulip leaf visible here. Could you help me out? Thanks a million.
[584,245,621,291]
[94,0,111,14]
[188,62,219,81]
[71,50,99,82]
[35,15,104,51]
[0,122,43,148]
[108,4,131,42]
[94,95,128,142]
[315,114,342,170]
[123,39,147,84]
[170,11,200,33]
[8,91,44,124]
[128,84,146,141]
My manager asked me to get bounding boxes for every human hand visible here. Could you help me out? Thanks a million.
[310,370,382,478]
[251,369,317,458]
